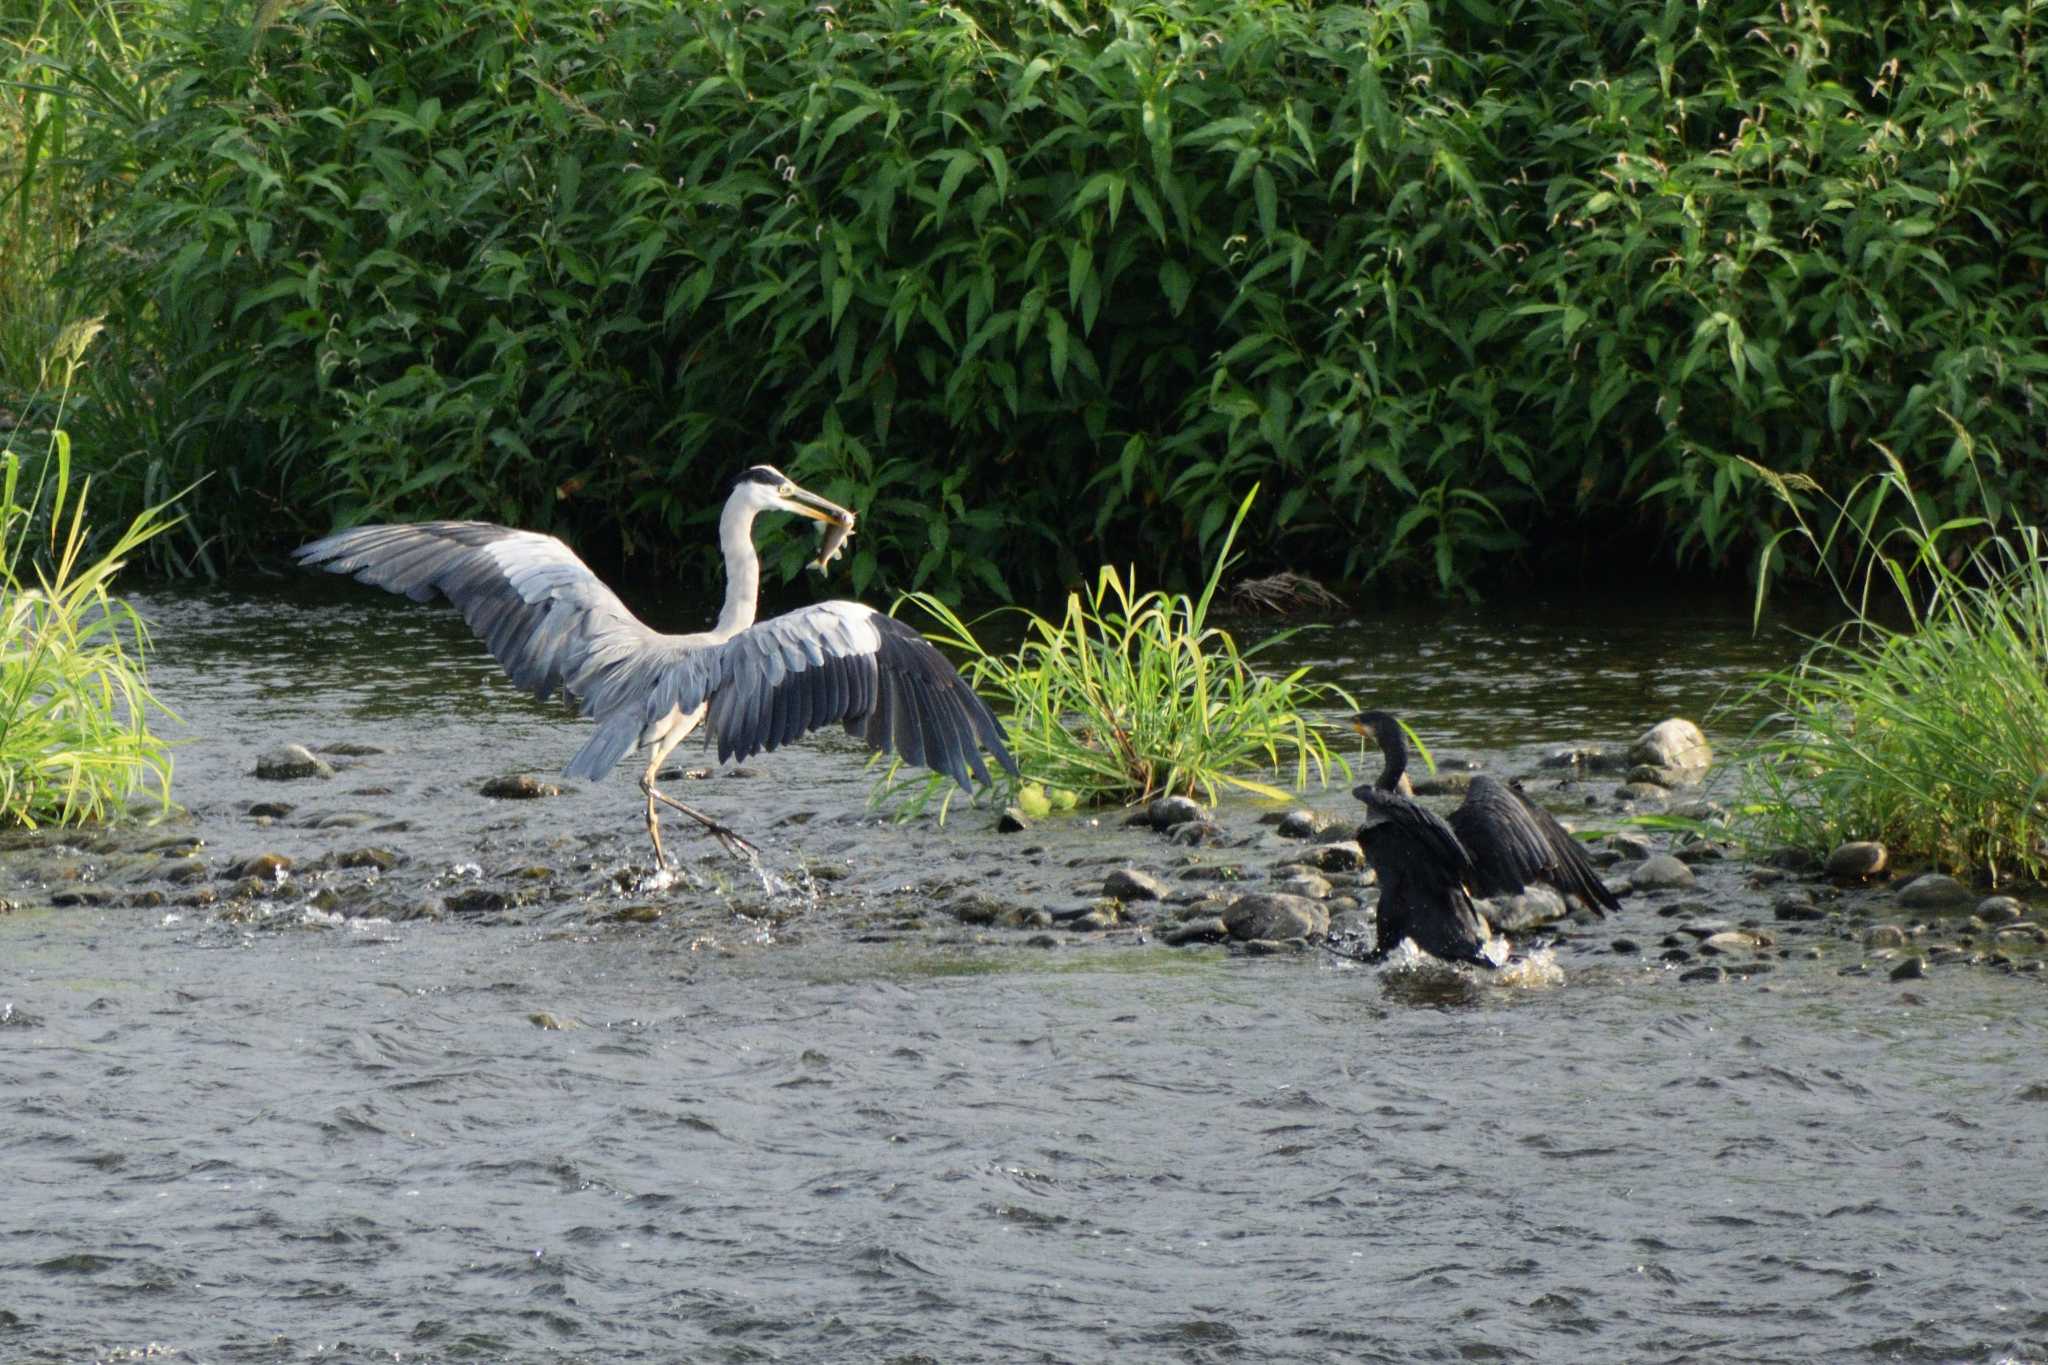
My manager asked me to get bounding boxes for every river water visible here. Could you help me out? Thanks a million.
[4,578,2046,1363]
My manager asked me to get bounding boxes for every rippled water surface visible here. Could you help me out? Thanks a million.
[4,580,2046,1364]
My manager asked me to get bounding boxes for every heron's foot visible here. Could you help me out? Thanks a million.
[647,788,758,862]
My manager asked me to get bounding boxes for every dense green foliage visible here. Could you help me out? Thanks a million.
[1737,452,2048,884]
[882,489,1353,809]
[17,0,2048,596]
[0,328,178,827]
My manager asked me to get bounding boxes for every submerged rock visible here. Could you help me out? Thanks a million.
[1864,924,1909,948]
[1168,820,1225,847]
[1304,840,1364,873]
[254,744,334,781]
[1163,916,1228,946]
[232,853,293,882]
[1889,956,1927,982]
[1276,808,1339,840]
[1483,886,1569,934]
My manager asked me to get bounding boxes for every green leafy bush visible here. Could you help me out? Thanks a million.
[1736,447,2048,883]
[46,0,2048,597]
[883,488,1353,809]
[0,328,178,827]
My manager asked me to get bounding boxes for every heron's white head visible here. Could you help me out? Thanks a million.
[728,464,853,528]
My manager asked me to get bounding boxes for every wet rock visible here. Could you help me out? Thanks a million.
[160,861,211,885]
[1628,854,1696,891]
[1223,893,1328,942]
[1541,746,1627,773]
[1305,840,1364,873]
[1615,783,1671,803]
[247,801,295,819]
[948,893,1012,925]
[1863,924,1909,948]
[1274,873,1333,900]
[445,888,507,916]
[1701,930,1772,955]
[1606,832,1655,860]
[1889,956,1927,982]
[1276,808,1340,840]
[803,861,852,883]
[1630,718,1711,774]
[480,774,563,800]
[1679,965,1726,984]
[1669,799,1728,823]
[609,905,663,924]
[1826,841,1889,882]
[1611,938,1641,954]
[1146,795,1206,831]
[320,741,387,757]
[1163,917,1227,945]
[1104,868,1169,902]
[334,847,400,872]
[1070,909,1120,932]
[1485,886,1569,934]
[254,744,334,781]
[1773,895,1827,922]
[1177,864,1247,883]
[1624,764,1677,788]
[232,853,293,882]
[1896,873,1973,911]
[529,1012,574,1030]
[1974,896,2025,925]
[309,811,381,830]
[127,890,166,909]
[1168,820,1225,847]
[1410,772,1474,797]
[997,806,1032,833]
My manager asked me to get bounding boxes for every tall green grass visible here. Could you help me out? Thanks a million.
[1737,445,2048,884]
[885,488,1353,810]
[0,322,178,828]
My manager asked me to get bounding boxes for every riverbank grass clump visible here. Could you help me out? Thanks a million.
[0,342,178,827]
[1738,452,2048,884]
[884,490,1352,812]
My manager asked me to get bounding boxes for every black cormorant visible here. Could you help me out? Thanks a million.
[1349,709,1619,965]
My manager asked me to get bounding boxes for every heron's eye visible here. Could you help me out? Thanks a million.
[778,484,795,497]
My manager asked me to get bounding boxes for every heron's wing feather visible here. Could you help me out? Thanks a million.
[1450,776,1617,914]
[294,522,669,711]
[686,603,1015,789]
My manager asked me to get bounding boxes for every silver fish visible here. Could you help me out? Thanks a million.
[808,509,856,574]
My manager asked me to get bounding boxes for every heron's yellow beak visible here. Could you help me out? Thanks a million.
[780,483,855,528]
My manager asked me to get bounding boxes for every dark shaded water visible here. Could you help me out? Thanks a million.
[5,581,2047,1364]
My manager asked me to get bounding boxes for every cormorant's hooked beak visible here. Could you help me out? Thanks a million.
[1349,713,1377,745]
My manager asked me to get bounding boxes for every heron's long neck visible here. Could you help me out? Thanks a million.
[711,498,762,640]
[1374,722,1408,792]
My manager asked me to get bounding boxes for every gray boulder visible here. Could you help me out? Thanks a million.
[254,744,334,781]
[1896,873,1973,911]
[1629,718,1711,774]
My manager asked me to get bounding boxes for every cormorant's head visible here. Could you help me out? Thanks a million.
[1350,710,1402,750]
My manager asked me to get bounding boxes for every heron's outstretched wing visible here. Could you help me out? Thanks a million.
[1450,775,1618,915]
[565,601,1017,789]
[1355,788,1494,967]
[293,521,663,707]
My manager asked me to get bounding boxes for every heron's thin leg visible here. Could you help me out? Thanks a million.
[637,703,754,864]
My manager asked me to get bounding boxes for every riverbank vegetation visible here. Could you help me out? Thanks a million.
[0,327,178,828]
[1737,452,2048,884]
[5,0,2042,601]
[882,489,1351,811]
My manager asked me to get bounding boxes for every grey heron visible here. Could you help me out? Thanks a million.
[294,465,1017,868]
[1348,710,1617,965]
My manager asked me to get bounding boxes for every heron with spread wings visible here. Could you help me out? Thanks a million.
[1350,710,1618,966]
[295,465,1016,867]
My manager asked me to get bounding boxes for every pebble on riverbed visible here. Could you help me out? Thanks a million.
[1896,873,1974,912]
[1222,893,1328,942]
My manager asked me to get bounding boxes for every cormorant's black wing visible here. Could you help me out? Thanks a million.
[1355,787,1494,968]
[1450,775,1618,915]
